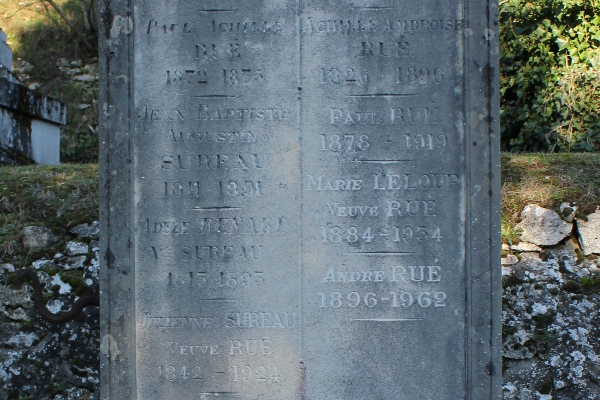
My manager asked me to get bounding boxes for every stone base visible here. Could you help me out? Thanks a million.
[0,78,65,165]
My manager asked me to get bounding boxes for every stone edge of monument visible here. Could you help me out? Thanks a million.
[464,0,502,397]
[98,0,136,398]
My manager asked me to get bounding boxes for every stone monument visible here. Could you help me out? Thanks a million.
[99,1,501,399]
[0,28,64,165]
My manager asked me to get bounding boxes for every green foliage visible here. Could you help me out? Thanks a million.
[500,0,600,152]
[1,0,99,162]
[59,81,99,163]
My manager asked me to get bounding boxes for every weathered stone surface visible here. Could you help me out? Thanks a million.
[1,264,14,273]
[70,221,99,239]
[0,228,100,399]
[503,254,520,266]
[32,259,57,271]
[5,332,39,349]
[72,74,96,82]
[560,202,578,223]
[21,226,59,249]
[502,249,600,399]
[100,1,500,398]
[65,241,89,256]
[511,242,542,252]
[0,283,33,322]
[517,204,573,246]
[576,211,600,255]
[63,255,86,270]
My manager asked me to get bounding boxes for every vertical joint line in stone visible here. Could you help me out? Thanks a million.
[463,0,473,397]
[296,0,304,358]
[127,0,137,396]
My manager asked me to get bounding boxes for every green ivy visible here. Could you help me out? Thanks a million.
[500,0,600,152]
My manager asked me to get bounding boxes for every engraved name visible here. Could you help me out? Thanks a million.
[144,217,288,236]
[386,200,436,217]
[360,40,410,58]
[230,339,272,355]
[326,203,378,217]
[198,105,290,121]
[302,18,464,34]
[183,245,262,261]
[140,316,212,328]
[167,342,220,356]
[373,174,460,190]
[137,106,290,121]
[150,245,262,261]
[307,175,363,191]
[328,108,439,125]
[170,129,257,144]
[225,312,297,329]
[146,20,193,34]
[212,19,283,34]
[322,265,442,283]
[142,217,289,235]
[161,154,266,170]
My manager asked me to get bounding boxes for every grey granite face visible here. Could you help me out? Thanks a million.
[100,1,501,399]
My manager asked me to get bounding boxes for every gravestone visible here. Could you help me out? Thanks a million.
[99,1,501,399]
[0,29,64,165]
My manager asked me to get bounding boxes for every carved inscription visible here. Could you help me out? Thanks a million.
[129,1,473,397]
[302,17,465,34]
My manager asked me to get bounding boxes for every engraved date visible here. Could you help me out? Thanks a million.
[167,271,265,288]
[231,365,281,383]
[396,67,444,84]
[158,365,202,381]
[320,134,370,152]
[320,225,443,244]
[319,291,448,309]
[320,67,369,85]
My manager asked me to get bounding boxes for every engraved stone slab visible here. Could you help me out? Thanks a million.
[99,0,501,399]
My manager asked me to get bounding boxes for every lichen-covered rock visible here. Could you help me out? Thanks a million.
[503,247,600,399]
[63,255,87,270]
[517,205,573,246]
[576,211,600,256]
[0,223,100,399]
[32,259,58,271]
[65,241,89,256]
[1,264,14,273]
[560,202,578,223]
[21,226,59,249]
[6,332,39,349]
[0,283,33,322]
[70,221,99,240]
[502,254,519,266]
[511,242,542,252]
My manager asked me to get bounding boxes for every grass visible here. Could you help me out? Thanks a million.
[501,153,600,243]
[0,164,98,267]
